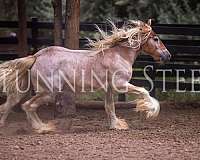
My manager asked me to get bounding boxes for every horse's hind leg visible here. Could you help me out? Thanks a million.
[22,93,55,133]
[0,93,25,127]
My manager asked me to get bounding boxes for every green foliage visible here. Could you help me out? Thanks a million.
[156,0,200,24]
[157,90,200,102]
[0,0,17,20]
[0,0,199,24]
[26,0,53,21]
[81,0,200,24]
[80,0,114,22]
[0,0,53,21]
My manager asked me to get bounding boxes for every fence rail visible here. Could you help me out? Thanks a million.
[0,18,200,99]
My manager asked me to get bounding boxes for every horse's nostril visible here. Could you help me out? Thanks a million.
[164,51,171,60]
[160,52,171,62]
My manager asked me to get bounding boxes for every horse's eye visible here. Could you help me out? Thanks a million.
[153,37,159,42]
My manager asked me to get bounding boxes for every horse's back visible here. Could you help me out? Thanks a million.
[31,46,98,79]
[34,46,93,57]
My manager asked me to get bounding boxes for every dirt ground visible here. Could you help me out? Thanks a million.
[0,102,200,160]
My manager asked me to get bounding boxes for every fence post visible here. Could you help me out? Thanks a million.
[17,0,28,57]
[31,17,38,53]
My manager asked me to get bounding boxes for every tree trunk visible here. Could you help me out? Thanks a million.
[64,0,80,49]
[13,0,28,113]
[54,0,80,118]
[17,0,28,57]
[52,0,63,46]
[54,91,76,118]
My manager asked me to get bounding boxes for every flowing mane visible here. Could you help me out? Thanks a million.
[88,20,152,50]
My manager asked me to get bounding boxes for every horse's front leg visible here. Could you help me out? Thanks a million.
[104,86,128,130]
[117,82,160,119]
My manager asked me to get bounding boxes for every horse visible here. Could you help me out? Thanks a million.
[0,19,171,133]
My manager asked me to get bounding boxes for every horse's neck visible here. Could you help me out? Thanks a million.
[114,46,140,65]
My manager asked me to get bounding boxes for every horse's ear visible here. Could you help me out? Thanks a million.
[147,19,152,26]
[147,18,156,26]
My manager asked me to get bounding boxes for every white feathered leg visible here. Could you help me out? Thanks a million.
[117,82,160,119]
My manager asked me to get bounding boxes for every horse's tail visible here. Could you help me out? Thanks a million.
[0,55,36,93]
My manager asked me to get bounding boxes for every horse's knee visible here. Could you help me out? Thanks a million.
[22,102,38,112]
[0,104,5,113]
[22,101,30,111]
[29,103,39,111]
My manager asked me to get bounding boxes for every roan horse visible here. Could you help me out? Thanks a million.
[0,19,171,133]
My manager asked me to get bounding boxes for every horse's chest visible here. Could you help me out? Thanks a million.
[111,56,133,80]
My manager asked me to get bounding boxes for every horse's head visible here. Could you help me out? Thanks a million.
[128,19,171,63]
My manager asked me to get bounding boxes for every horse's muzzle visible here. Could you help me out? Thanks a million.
[160,51,171,63]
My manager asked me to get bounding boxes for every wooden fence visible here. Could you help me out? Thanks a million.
[0,18,200,99]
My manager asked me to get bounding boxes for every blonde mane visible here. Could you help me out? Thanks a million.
[88,20,152,50]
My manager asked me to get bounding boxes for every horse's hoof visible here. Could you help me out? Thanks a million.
[35,122,56,134]
[110,119,129,130]
[145,97,160,119]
